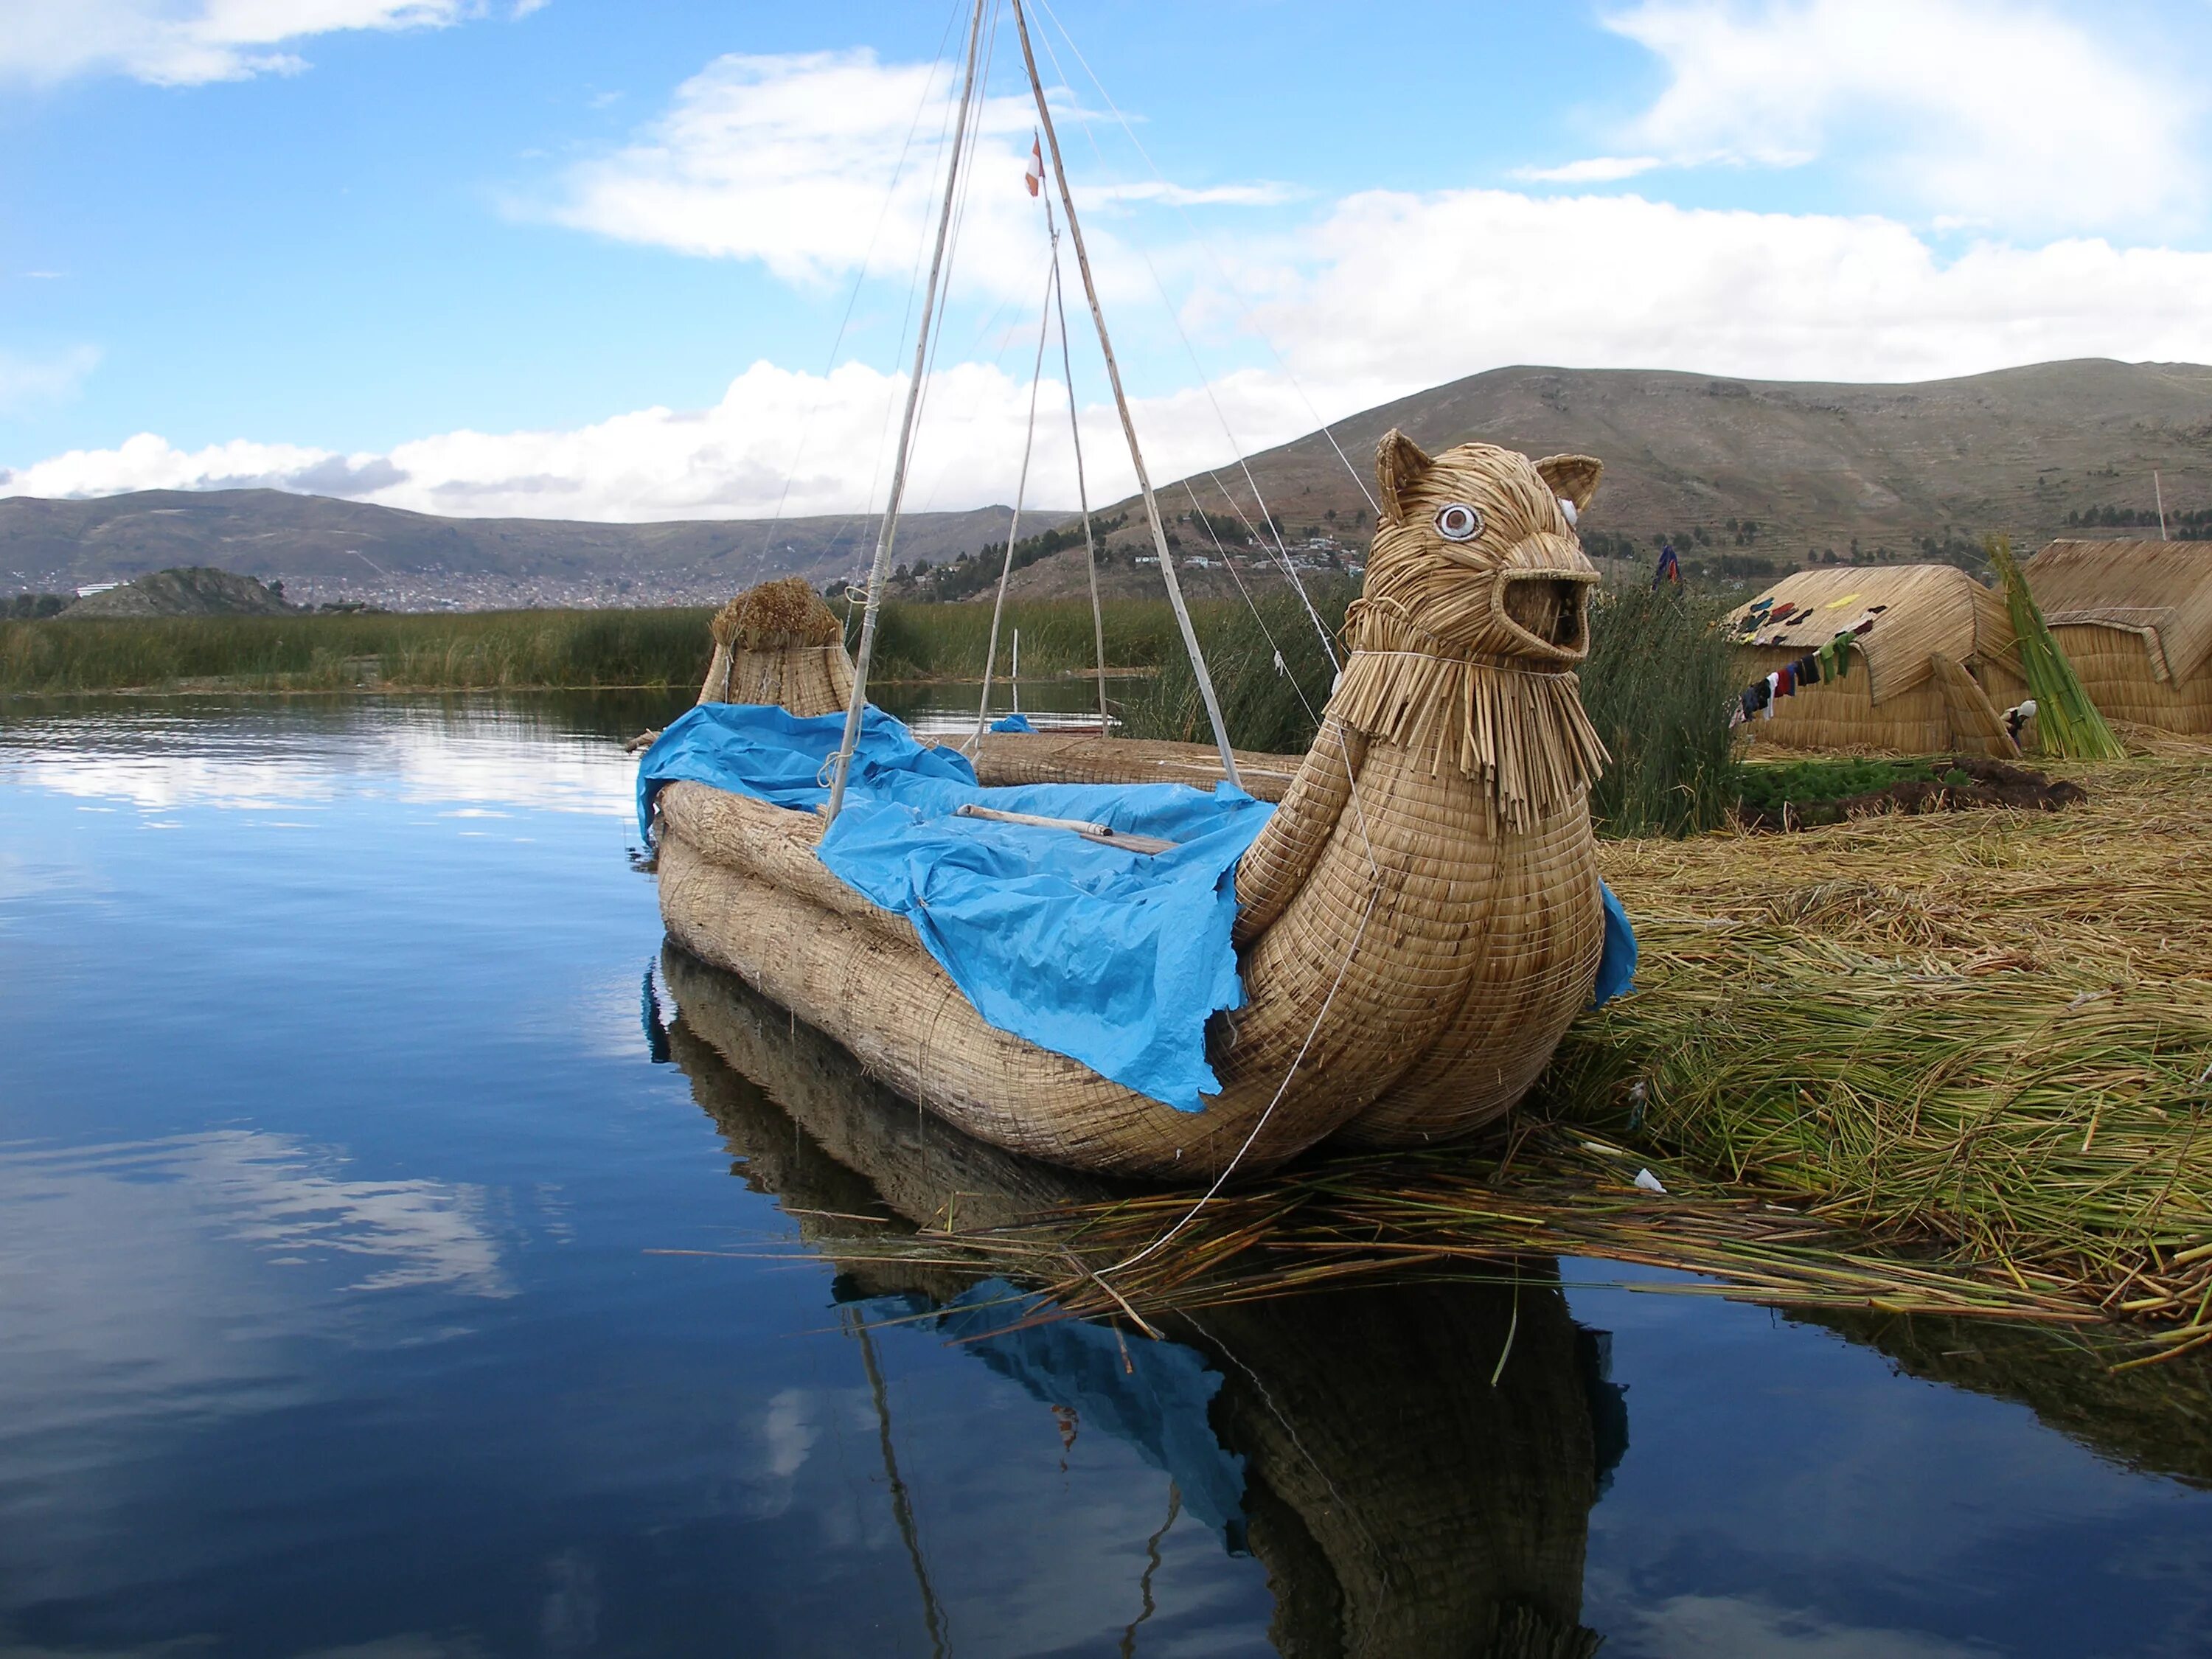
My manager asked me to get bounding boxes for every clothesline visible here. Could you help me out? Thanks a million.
[1730,617,1877,728]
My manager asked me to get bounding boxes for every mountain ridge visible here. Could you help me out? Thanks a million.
[8,358,2210,610]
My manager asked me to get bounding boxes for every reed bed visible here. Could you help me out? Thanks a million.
[1,608,718,696]
[1116,582,1354,755]
[858,597,1189,684]
[1579,583,1742,836]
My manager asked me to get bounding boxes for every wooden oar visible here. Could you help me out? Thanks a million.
[953,803,1179,855]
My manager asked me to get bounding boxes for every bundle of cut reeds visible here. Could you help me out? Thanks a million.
[1989,534,2125,760]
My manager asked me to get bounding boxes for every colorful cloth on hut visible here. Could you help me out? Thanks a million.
[1734,620,1874,726]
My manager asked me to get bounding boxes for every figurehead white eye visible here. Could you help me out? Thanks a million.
[1433,502,1481,542]
[1558,497,1579,528]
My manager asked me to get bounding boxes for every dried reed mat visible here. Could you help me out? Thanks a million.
[699,577,855,716]
[788,1116,2138,1341]
[1551,748,2212,1361]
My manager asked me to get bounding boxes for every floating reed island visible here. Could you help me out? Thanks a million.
[673,741,2212,1364]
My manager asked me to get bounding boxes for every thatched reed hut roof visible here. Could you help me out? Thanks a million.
[2025,540,2212,686]
[1724,564,2017,705]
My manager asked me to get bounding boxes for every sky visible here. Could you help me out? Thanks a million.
[4,0,2212,523]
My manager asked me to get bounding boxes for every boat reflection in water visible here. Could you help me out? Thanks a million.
[655,944,1624,1658]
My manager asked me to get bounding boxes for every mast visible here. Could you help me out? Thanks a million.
[1009,0,1240,787]
[825,0,990,825]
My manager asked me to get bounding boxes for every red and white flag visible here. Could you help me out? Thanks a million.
[1024,133,1044,198]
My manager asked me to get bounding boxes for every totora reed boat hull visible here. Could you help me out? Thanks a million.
[648,438,1624,1179]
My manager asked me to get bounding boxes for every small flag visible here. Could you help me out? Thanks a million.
[1024,133,1044,198]
[1653,540,1680,588]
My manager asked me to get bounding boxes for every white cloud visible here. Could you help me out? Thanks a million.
[1602,0,2202,230]
[0,0,494,86]
[0,344,99,411]
[0,357,1318,529]
[11,189,2212,523]
[1514,156,1664,184]
[543,49,1049,292]
[1253,187,2212,388]
[538,49,1275,304]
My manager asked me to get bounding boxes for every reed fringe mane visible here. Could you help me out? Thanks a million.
[710,577,844,650]
[1335,593,1607,829]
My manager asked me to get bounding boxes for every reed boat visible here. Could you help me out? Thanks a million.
[650,433,1623,1178]
[643,0,1628,1178]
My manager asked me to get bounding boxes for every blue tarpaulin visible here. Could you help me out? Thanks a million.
[639,703,1271,1110]
[638,701,1635,1112]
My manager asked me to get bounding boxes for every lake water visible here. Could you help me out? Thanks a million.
[4,692,2211,1659]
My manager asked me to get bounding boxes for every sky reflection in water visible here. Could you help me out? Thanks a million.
[1,693,2209,1659]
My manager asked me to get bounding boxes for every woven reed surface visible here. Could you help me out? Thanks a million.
[697,643,855,715]
[1736,643,2031,754]
[964,732,1299,801]
[1726,565,2019,706]
[1930,653,2022,759]
[1338,437,1607,830]
[2027,540,2212,687]
[2051,624,2212,735]
[709,576,844,650]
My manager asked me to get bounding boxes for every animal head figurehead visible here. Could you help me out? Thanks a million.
[1330,432,1610,826]
[1352,431,1601,666]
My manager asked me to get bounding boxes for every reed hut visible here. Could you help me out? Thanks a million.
[1725,566,2027,754]
[2023,540,2212,735]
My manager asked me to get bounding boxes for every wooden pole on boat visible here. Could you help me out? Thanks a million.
[1010,0,1240,788]
[973,248,1059,749]
[1045,193,1112,731]
[826,0,990,825]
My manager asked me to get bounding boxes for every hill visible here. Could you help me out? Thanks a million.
[0,490,1054,611]
[57,566,296,619]
[10,358,2210,611]
[997,357,2212,599]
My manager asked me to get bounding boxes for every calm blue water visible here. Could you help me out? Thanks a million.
[4,693,2210,1659]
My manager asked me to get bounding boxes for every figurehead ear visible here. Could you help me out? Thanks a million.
[1374,429,1436,527]
[1535,453,1603,515]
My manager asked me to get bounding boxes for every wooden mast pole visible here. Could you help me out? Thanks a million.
[826,0,990,825]
[1009,0,1240,787]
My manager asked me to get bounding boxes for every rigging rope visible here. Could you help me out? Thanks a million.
[826,0,992,825]
[971,247,1062,750]
[1044,189,1113,730]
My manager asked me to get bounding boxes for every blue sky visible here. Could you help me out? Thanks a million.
[4,0,2212,520]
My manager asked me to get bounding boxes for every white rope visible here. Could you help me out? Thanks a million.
[1100,878,1381,1280]
[1199,470,1340,672]
[971,247,1061,750]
